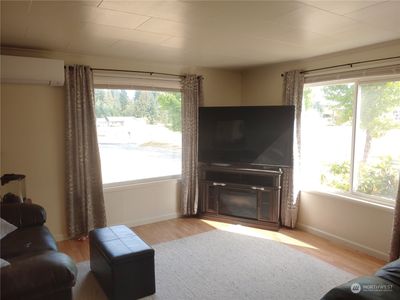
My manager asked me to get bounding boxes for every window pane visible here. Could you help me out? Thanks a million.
[301,84,355,192]
[95,89,182,184]
[353,80,400,200]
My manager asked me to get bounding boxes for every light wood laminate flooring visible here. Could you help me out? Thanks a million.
[57,217,386,276]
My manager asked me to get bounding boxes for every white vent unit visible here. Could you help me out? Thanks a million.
[1,55,65,86]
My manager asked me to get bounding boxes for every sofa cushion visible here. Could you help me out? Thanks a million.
[1,251,77,300]
[0,203,46,228]
[0,225,57,259]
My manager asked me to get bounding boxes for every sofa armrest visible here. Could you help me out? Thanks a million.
[0,203,46,228]
[375,258,400,286]
[321,276,400,300]
[1,251,77,300]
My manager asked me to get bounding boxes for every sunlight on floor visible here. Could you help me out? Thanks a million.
[201,219,318,250]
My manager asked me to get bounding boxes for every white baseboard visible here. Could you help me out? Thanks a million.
[54,212,181,242]
[108,212,181,228]
[297,223,389,261]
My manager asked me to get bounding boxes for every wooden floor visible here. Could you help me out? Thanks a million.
[57,217,386,276]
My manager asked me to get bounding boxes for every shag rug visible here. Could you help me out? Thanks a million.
[73,229,354,300]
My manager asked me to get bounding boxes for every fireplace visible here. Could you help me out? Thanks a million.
[199,164,282,230]
[219,189,258,220]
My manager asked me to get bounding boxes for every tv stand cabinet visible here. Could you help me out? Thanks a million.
[198,164,282,231]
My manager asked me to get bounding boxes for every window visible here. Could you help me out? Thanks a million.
[302,77,400,204]
[94,89,182,184]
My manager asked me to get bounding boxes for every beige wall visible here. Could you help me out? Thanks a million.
[1,48,242,240]
[242,40,400,105]
[104,180,181,228]
[1,47,242,107]
[197,67,241,106]
[2,41,398,257]
[1,84,67,238]
[242,40,400,260]
[299,192,394,259]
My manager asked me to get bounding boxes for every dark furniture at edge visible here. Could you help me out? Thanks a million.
[0,203,77,300]
[90,225,156,300]
[321,258,400,299]
[199,164,282,230]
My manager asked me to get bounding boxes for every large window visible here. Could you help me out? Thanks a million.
[301,77,400,204]
[94,89,182,184]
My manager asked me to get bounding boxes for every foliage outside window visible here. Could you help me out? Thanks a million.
[301,78,400,203]
[95,89,182,184]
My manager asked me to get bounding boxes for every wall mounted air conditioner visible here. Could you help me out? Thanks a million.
[1,55,65,86]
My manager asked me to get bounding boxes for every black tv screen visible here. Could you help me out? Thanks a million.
[198,106,295,167]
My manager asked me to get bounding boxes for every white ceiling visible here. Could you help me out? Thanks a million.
[1,0,400,69]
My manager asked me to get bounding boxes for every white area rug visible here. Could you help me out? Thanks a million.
[73,229,354,300]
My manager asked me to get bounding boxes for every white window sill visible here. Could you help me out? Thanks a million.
[103,175,181,192]
[302,189,395,213]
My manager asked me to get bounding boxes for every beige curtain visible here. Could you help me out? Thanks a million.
[281,70,304,228]
[180,74,203,216]
[65,65,106,238]
[390,178,400,261]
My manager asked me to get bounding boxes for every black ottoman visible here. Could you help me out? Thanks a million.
[89,225,155,300]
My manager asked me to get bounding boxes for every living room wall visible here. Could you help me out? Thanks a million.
[2,41,398,259]
[241,40,400,260]
[0,48,242,240]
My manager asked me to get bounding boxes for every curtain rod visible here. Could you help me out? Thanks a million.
[280,55,400,77]
[91,67,184,78]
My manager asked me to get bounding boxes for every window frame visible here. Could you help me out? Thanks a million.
[302,74,400,207]
[102,175,181,190]
[94,86,183,187]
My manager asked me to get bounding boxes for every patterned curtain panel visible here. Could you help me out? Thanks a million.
[281,70,304,228]
[64,65,107,238]
[180,74,203,216]
[390,179,400,261]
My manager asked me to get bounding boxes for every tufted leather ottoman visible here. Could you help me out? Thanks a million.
[89,225,155,300]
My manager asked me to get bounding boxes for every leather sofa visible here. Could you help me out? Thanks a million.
[0,203,77,300]
[321,258,400,299]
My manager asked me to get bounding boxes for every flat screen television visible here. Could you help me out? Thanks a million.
[198,105,295,167]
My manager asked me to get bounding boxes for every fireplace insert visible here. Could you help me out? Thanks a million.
[219,188,257,220]
[199,164,282,230]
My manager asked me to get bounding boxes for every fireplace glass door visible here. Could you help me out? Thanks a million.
[219,188,258,220]
[258,189,278,222]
